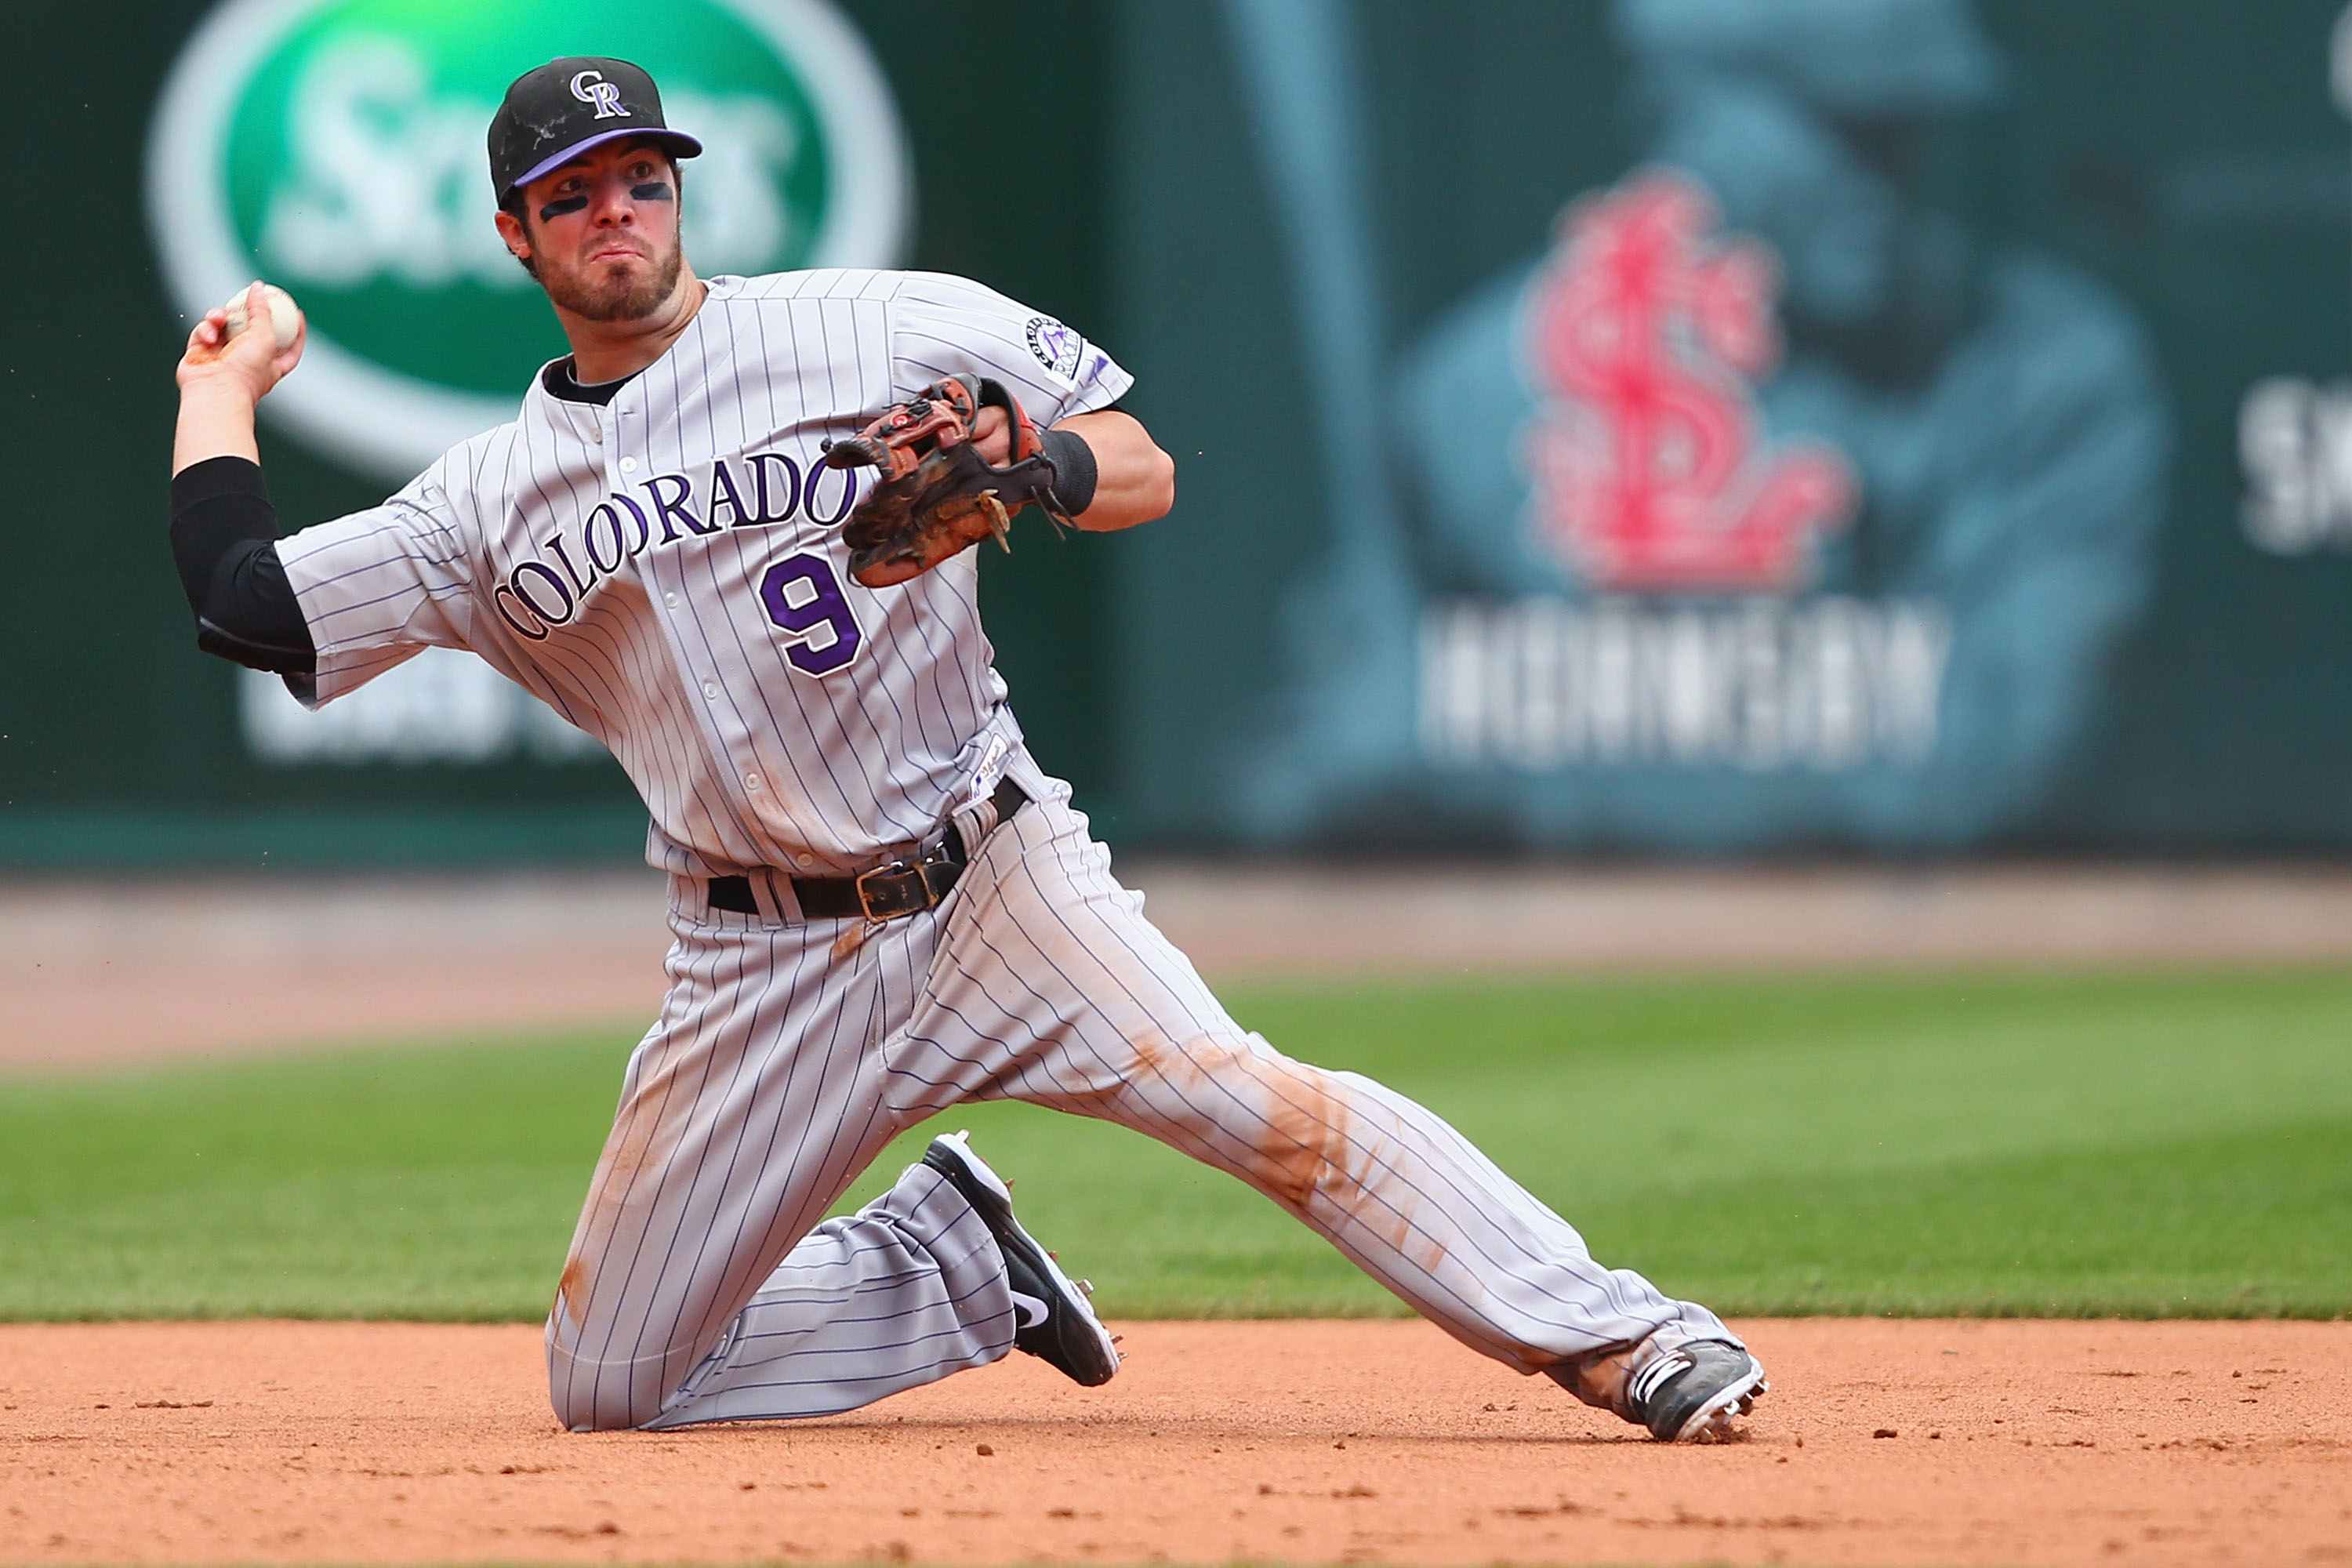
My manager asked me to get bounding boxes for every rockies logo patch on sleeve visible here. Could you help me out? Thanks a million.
[1025,316,1086,379]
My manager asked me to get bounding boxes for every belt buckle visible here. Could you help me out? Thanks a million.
[854,860,935,921]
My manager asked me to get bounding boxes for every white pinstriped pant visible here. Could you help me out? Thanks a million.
[545,768,1735,1431]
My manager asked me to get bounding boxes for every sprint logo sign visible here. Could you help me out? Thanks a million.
[149,0,909,483]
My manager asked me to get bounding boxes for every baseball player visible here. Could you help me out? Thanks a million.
[166,56,1766,1443]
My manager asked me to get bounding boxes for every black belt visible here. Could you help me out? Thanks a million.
[709,778,1028,922]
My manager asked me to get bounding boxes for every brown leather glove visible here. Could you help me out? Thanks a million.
[823,376,1072,588]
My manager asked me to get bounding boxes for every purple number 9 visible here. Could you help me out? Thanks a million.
[758,553,863,676]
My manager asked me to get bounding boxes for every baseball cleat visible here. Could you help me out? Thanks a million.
[921,1131,1120,1388]
[1625,1340,1768,1443]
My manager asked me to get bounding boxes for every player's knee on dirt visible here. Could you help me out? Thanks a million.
[546,1328,684,1432]
[545,1274,698,1432]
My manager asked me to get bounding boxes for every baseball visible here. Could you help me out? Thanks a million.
[220,283,301,351]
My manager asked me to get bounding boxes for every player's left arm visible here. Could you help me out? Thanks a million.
[972,405,1174,532]
[884,274,1173,532]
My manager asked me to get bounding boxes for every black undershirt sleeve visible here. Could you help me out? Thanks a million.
[169,455,317,677]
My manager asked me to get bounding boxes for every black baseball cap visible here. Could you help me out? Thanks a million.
[487,57,703,203]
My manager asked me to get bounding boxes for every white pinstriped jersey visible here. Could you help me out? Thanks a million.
[277,270,1132,876]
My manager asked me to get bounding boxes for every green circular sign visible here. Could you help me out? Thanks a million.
[150,0,909,480]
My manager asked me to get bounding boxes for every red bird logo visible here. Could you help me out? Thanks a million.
[1522,169,1856,593]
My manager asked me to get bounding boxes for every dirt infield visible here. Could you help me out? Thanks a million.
[1,1319,2343,1566]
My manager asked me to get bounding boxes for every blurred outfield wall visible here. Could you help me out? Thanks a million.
[1116,0,2352,854]
[9,0,2352,866]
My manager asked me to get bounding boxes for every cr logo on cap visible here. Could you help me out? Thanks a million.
[570,70,629,118]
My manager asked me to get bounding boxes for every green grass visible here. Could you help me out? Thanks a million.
[2,969,2348,1320]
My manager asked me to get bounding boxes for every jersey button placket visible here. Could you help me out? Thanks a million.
[608,396,637,486]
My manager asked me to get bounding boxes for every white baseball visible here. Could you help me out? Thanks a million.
[221,283,302,351]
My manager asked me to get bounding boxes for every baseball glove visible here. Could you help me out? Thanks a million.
[823,376,1073,588]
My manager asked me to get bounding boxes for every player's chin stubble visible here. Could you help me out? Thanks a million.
[541,241,684,323]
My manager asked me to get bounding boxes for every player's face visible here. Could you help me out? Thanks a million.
[512,143,685,323]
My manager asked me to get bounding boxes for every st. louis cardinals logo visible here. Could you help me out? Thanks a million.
[570,70,630,119]
[1522,169,1855,593]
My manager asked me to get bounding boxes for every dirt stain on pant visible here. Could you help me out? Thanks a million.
[1118,1033,1501,1329]
[1269,1072,1472,1305]
[1122,1033,1355,1218]
[1255,1061,1352,1214]
[555,1255,590,1332]
[829,920,872,964]
[557,1041,699,1340]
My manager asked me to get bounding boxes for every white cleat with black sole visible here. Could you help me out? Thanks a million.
[920,1131,1120,1387]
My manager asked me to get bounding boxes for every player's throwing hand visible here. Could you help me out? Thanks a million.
[176,281,307,401]
[173,281,307,474]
